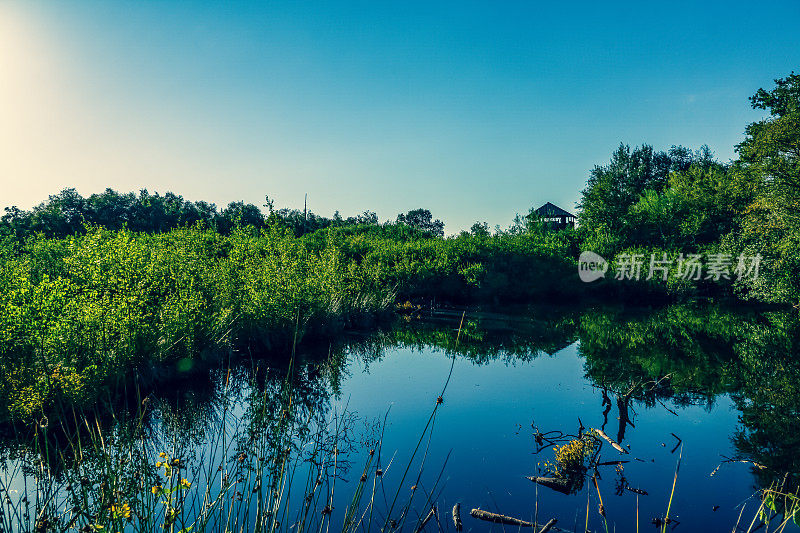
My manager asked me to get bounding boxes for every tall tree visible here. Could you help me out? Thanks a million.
[732,73,800,304]
[578,143,717,255]
[396,208,444,236]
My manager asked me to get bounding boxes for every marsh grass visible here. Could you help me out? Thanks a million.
[0,317,459,533]
[0,225,399,424]
[0,219,586,424]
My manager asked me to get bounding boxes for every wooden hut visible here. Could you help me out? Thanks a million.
[529,202,576,230]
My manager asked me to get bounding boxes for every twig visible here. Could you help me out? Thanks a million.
[669,433,682,454]
[594,428,628,454]
[413,505,437,533]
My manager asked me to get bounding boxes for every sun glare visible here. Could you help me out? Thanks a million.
[0,4,72,204]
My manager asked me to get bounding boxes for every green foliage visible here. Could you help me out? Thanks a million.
[577,72,800,306]
[0,226,394,422]
[304,226,579,304]
[395,208,445,237]
[727,73,800,304]
[0,221,582,422]
[577,144,709,255]
[0,188,385,242]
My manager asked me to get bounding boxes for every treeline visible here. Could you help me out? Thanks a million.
[0,188,447,243]
[577,72,800,305]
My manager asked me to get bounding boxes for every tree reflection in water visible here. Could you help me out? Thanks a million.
[0,303,798,530]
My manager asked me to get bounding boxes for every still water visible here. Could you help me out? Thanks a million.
[341,337,750,531]
[329,309,763,532]
[2,304,798,532]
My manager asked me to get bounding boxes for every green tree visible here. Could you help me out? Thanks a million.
[731,73,800,304]
[396,208,444,236]
[579,144,721,256]
[469,221,490,237]
[738,72,800,193]
[218,201,265,234]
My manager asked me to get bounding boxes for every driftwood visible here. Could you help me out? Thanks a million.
[470,509,560,532]
[526,475,571,495]
[413,505,436,533]
[452,503,463,531]
[594,428,628,454]
[470,509,534,527]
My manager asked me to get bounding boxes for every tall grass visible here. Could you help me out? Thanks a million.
[0,221,582,424]
[0,351,453,533]
[0,226,394,423]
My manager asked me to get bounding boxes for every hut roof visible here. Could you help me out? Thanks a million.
[532,202,575,218]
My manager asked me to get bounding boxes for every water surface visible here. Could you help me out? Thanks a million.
[2,303,798,532]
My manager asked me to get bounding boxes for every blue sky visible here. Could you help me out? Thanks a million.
[2,1,799,232]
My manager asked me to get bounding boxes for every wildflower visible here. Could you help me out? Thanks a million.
[155,461,163,468]
[151,486,160,494]
[158,452,167,459]
[112,502,132,520]
[180,479,191,489]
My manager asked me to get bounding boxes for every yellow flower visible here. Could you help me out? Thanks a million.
[180,478,191,489]
[151,486,160,494]
[112,502,132,520]
[159,452,167,458]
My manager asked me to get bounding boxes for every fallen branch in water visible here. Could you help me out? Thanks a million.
[626,486,649,496]
[594,428,628,454]
[526,475,571,495]
[470,508,535,527]
[670,433,682,454]
[657,398,678,416]
[709,456,767,476]
[539,518,559,532]
[470,509,560,532]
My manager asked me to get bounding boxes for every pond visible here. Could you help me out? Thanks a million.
[1,303,798,532]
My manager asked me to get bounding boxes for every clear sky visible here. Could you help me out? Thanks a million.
[2,1,799,232]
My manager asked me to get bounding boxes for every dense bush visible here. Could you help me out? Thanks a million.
[0,222,580,422]
[303,225,580,303]
[0,226,393,421]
